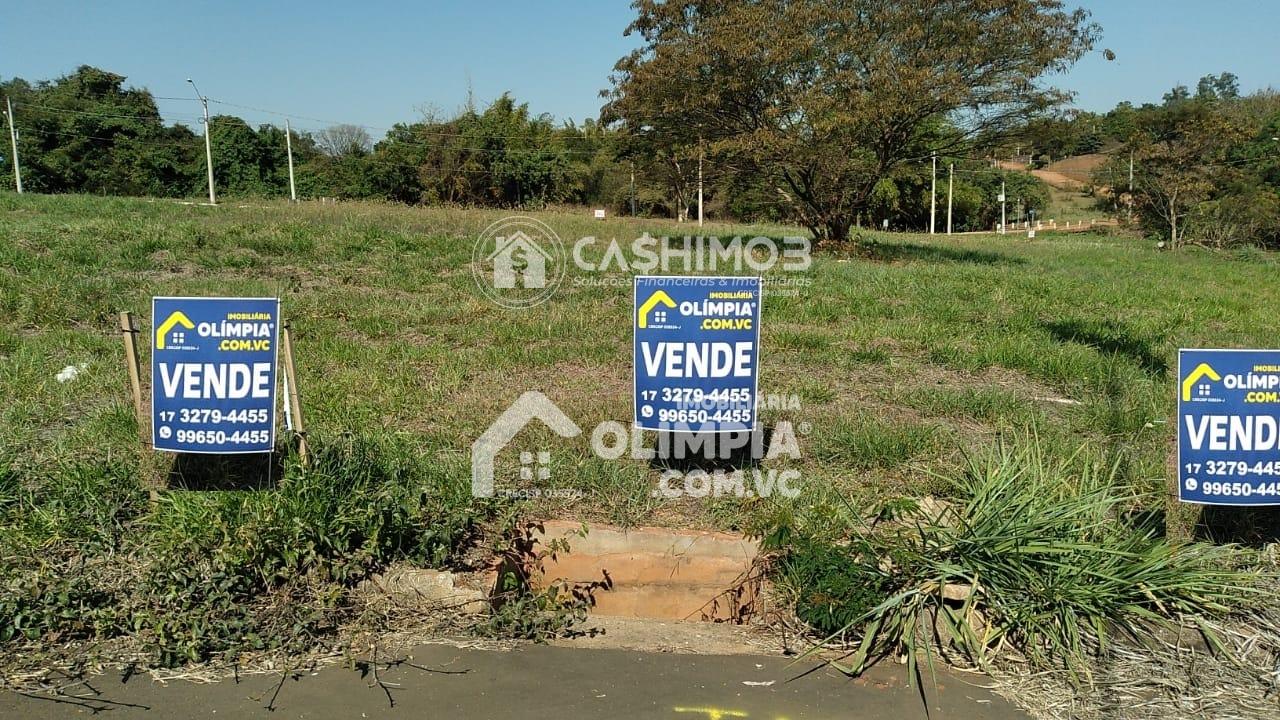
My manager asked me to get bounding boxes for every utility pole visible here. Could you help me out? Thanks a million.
[1127,150,1134,223]
[999,179,1007,235]
[697,142,704,227]
[187,78,216,205]
[629,163,637,217]
[285,119,297,202]
[4,97,22,194]
[929,153,937,234]
[946,162,954,235]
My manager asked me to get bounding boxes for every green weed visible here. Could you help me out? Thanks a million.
[771,437,1262,685]
[0,435,498,666]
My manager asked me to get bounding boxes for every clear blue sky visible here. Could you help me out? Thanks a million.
[3,1,1277,136]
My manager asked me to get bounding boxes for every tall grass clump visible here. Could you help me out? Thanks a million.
[770,437,1262,685]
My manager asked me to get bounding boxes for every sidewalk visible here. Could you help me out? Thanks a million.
[1,643,1026,719]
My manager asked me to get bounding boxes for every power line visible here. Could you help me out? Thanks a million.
[18,99,608,157]
[14,101,204,123]
[14,124,205,148]
[206,97,607,146]
[11,98,1037,166]
[6,123,593,177]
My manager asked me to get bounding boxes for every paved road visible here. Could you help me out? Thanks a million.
[1,644,1026,719]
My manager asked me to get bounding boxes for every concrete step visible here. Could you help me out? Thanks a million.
[528,520,762,621]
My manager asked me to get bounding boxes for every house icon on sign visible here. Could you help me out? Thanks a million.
[487,231,552,289]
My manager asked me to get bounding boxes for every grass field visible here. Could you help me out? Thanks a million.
[1043,183,1108,223]
[3,192,1279,690]
[5,192,1278,526]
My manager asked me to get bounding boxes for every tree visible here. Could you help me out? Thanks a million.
[208,116,271,195]
[0,65,200,196]
[603,0,1097,242]
[1196,73,1240,102]
[314,124,371,157]
[1120,96,1246,246]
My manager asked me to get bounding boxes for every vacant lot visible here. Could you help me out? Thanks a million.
[3,194,1280,715]
[4,193,1280,530]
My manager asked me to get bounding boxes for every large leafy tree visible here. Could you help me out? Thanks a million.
[603,0,1098,242]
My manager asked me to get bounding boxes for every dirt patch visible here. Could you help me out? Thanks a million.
[1032,168,1086,191]
[553,616,784,655]
[1043,153,1108,185]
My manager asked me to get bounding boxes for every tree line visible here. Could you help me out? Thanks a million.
[0,63,1053,235]
[0,62,1054,234]
[0,67,630,210]
[1015,72,1280,247]
[3,1,1276,248]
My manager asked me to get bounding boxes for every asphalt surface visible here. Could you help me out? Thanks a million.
[1,644,1027,719]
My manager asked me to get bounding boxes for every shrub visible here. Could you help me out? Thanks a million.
[781,537,892,636]
[0,434,494,666]
[769,437,1261,685]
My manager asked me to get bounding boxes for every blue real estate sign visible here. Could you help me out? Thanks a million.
[151,297,280,454]
[1178,348,1280,505]
[634,276,761,432]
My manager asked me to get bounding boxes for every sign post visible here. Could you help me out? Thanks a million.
[281,321,308,466]
[151,297,280,454]
[118,311,147,439]
[1177,348,1280,506]
[634,276,761,433]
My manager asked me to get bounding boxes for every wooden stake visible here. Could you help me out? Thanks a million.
[281,321,308,467]
[119,311,147,442]
[1166,381,1199,542]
